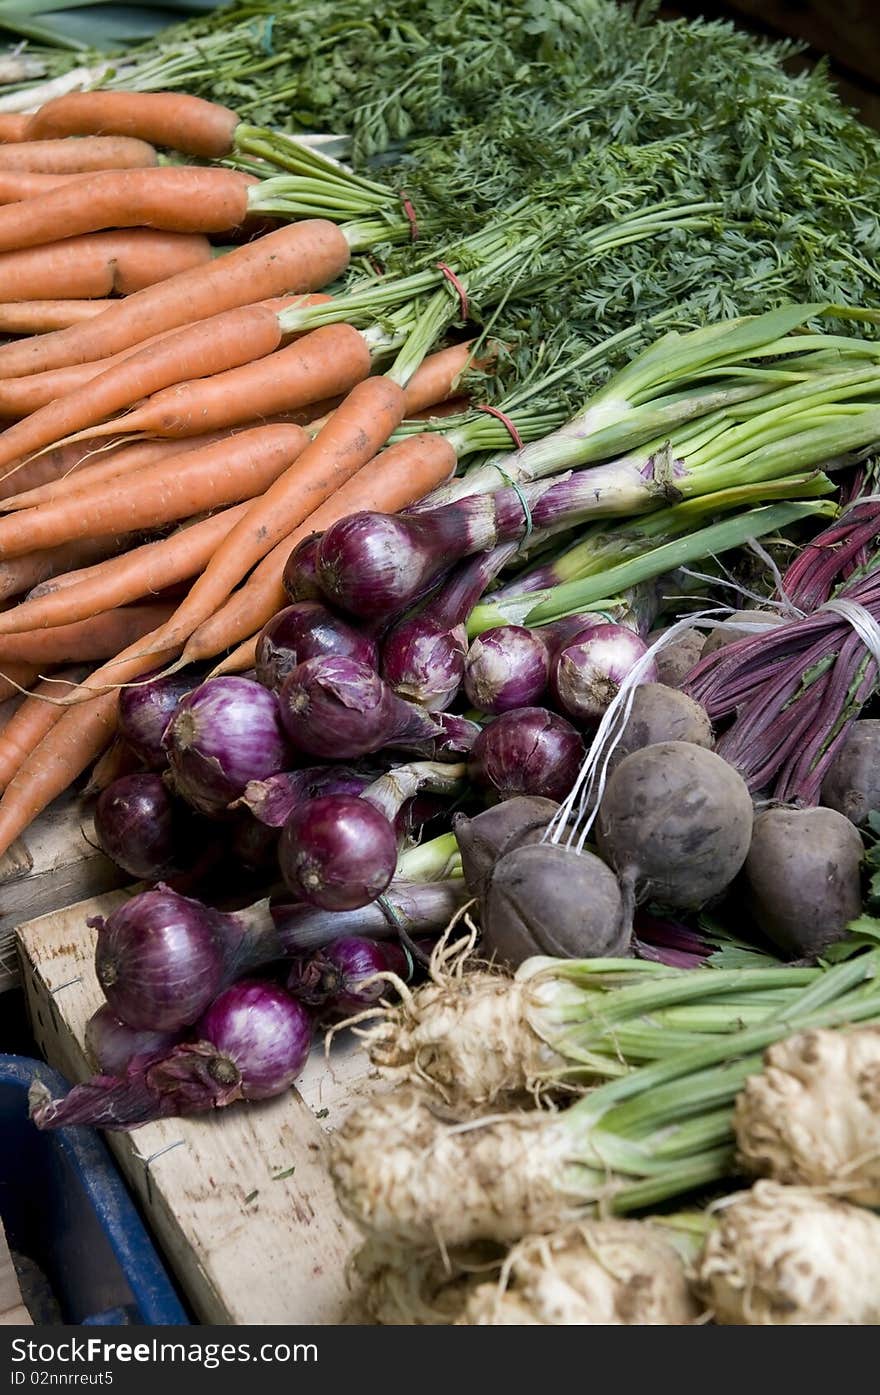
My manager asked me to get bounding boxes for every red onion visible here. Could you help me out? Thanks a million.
[278,655,438,759]
[278,794,398,911]
[236,766,370,827]
[91,885,282,1031]
[287,937,410,1012]
[317,513,465,618]
[381,613,468,712]
[31,981,313,1131]
[463,626,549,714]
[85,1004,182,1075]
[255,601,378,692]
[282,533,325,603]
[164,676,292,815]
[469,706,584,803]
[94,773,185,882]
[117,672,196,770]
[550,623,657,723]
[271,878,470,953]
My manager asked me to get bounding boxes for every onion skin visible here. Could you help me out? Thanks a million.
[381,614,468,712]
[94,773,182,882]
[85,1004,181,1076]
[278,794,398,911]
[194,979,312,1101]
[464,627,549,715]
[278,655,437,760]
[282,534,325,603]
[164,676,292,815]
[237,766,369,827]
[117,671,196,770]
[287,937,409,1013]
[550,624,656,724]
[255,601,378,692]
[469,707,583,803]
[93,885,226,1032]
[317,512,461,619]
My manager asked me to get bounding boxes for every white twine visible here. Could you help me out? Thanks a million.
[819,597,880,671]
[543,609,729,853]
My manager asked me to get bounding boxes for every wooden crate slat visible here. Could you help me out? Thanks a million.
[17,892,373,1325]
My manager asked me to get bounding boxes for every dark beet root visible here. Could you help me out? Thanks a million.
[453,796,560,900]
[700,610,784,658]
[596,741,753,910]
[611,684,713,765]
[482,842,630,968]
[743,806,863,957]
[649,627,704,689]
[820,720,880,828]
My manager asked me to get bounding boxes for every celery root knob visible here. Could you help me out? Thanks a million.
[364,969,563,1108]
[329,1086,581,1247]
[459,1219,701,1326]
[734,1025,880,1205]
[695,1182,880,1324]
[352,1236,498,1325]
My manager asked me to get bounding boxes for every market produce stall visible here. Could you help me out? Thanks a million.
[1,0,880,1329]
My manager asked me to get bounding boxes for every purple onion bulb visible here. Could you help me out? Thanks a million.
[164,676,291,815]
[282,534,325,603]
[94,773,182,881]
[255,601,378,692]
[85,1003,182,1076]
[117,671,195,770]
[550,623,657,724]
[278,794,398,911]
[469,706,584,803]
[286,937,409,1013]
[195,980,312,1100]
[463,626,549,714]
[278,655,436,759]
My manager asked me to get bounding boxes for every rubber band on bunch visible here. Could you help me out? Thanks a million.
[399,191,420,242]
[435,262,469,320]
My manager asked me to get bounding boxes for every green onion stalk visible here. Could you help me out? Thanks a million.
[330,947,880,1247]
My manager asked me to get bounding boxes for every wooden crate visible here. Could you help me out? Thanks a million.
[0,793,127,994]
[0,1217,30,1326]
[17,891,377,1325]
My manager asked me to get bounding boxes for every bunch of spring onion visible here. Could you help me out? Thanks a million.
[329,944,880,1248]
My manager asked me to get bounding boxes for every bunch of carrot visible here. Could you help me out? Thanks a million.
[0,89,477,856]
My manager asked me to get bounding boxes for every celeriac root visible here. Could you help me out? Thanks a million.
[735,1026,880,1204]
[459,1219,701,1325]
[364,967,563,1110]
[694,1182,880,1324]
[329,1086,585,1247]
[350,1236,502,1325]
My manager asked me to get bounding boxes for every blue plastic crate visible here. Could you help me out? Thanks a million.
[0,1054,189,1326]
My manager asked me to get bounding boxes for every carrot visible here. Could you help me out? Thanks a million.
[409,396,472,421]
[0,136,158,173]
[401,341,474,414]
[0,603,174,664]
[102,322,372,439]
[0,170,97,203]
[0,166,258,255]
[0,438,131,503]
[27,92,240,160]
[0,303,286,474]
[0,114,29,143]
[0,219,350,379]
[0,503,250,633]
[0,533,135,601]
[0,666,85,790]
[0,424,308,558]
[195,431,458,671]
[2,434,229,512]
[0,229,213,302]
[0,299,113,334]
[0,662,40,703]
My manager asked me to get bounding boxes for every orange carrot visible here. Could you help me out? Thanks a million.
[197,432,458,671]
[0,136,158,173]
[0,166,258,254]
[0,220,350,378]
[0,114,29,143]
[0,502,250,632]
[0,302,285,473]
[0,424,308,557]
[0,229,213,302]
[0,666,85,790]
[0,170,100,204]
[2,434,228,511]
[0,533,135,601]
[401,341,474,414]
[0,299,114,334]
[0,438,130,503]
[102,322,372,439]
[27,92,240,160]
[0,662,39,703]
[0,602,174,664]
